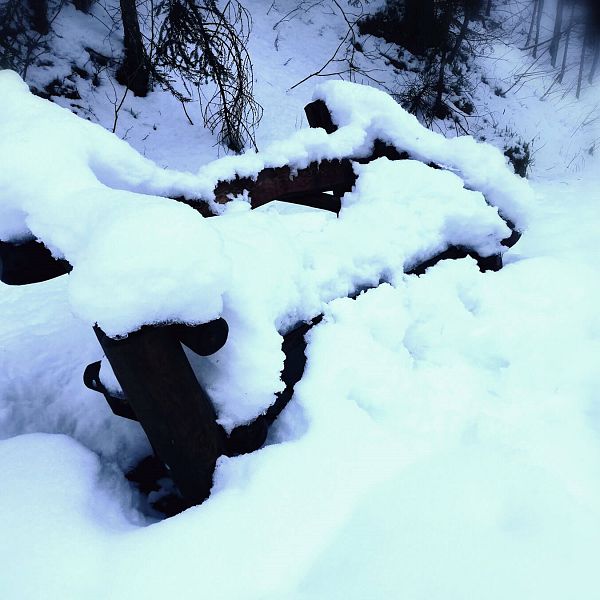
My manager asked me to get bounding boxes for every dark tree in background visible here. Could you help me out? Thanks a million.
[116,0,152,96]
[73,0,93,13]
[0,0,55,75]
[359,0,486,121]
[28,0,49,35]
[402,0,437,54]
[115,0,262,150]
[528,0,600,96]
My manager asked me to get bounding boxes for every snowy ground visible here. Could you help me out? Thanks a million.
[1,1,600,598]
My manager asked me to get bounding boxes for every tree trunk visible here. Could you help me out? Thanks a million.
[549,0,564,67]
[533,0,545,59]
[558,3,576,83]
[402,0,436,54]
[448,11,471,66]
[116,0,151,97]
[526,0,538,48]
[589,39,600,83]
[576,24,589,99]
[28,0,49,35]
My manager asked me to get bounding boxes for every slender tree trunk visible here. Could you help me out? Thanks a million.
[485,0,492,18]
[589,39,600,83]
[434,50,448,117]
[576,24,589,98]
[526,0,538,48]
[549,0,564,67]
[116,0,151,97]
[28,0,49,35]
[434,5,454,118]
[449,11,471,66]
[558,7,574,84]
[533,0,545,59]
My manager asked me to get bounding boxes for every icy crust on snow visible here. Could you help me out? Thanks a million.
[0,71,520,426]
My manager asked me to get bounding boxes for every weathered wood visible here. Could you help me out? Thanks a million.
[213,160,356,210]
[501,220,522,248]
[406,246,503,276]
[94,325,226,505]
[175,318,229,356]
[83,360,137,421]
[304,99,337,133]
[225,315,323,457]
[277,192,342,214]
[0,239,72,285]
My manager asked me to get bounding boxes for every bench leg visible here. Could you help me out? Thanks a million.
[94,325,227,505]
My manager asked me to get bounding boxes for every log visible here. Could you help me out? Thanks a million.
[94,325,226,505]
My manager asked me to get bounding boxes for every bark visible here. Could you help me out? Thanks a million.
[526,0,538,48]
[402,0,437,54]
[533,0,545,59]
[558,2,576,83]
[448,12,471,66]
[589,39,600,83]
[116,0,151,97]
[549,0,564,67]
[576,25,589,99]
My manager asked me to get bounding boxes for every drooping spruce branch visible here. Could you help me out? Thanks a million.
[151,0,262,152]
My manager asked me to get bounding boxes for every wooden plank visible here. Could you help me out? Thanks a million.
[406,246,502,276]
[0,239,72,285]
[213,160,356,210]
[94,325,226,505]
[83,360,138,421]
[225,315,322,457]
[275,192,342,214]
[175,318,229,356]
[304,99,337,133]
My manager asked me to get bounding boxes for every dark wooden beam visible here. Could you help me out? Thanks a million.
[83,360,138,421]
[174,318,229,357]
[406,246,503,276]
[94,325,227,505]
[0,239,72,285]
[213,159,356,210]
[304,99,337,133]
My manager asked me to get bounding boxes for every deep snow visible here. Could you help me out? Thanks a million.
[1,1,600,599]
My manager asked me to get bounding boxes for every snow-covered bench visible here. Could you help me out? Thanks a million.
[0,72,532,507]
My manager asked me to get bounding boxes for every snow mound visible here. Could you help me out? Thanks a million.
[313,80,533,229]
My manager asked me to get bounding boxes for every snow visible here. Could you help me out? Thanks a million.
[1,1,600,598]
[1,173,599,599]
[0,70,524,427]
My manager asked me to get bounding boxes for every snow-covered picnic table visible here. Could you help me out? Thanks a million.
[0,71,532,504]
